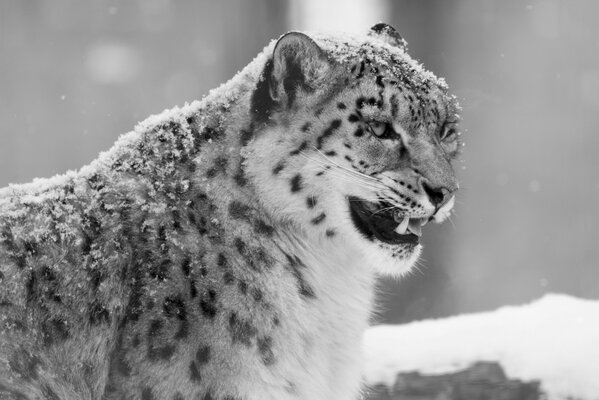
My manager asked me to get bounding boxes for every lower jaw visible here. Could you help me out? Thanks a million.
[370,242,423,278]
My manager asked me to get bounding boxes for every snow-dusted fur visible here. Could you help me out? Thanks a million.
[0,25,460,400]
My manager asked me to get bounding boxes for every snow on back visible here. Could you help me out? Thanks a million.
[363,294,599,400]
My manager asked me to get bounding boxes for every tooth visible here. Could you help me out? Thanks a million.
[395,216,409,235]
[408,219,422,237]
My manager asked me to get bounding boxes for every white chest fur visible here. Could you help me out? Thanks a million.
[263,232,376,400]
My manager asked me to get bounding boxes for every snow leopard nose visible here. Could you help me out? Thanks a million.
[421,181,455,209]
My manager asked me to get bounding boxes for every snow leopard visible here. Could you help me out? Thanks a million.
[0,23,460,400]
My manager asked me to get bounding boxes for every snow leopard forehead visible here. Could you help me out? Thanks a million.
[311,32,446,88]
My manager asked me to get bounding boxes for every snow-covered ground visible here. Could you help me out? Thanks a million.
[363,294,599,400]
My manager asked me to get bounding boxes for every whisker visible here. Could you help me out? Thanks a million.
[300,151,384,191]
[312,148,383,184]
[301,154,383,191]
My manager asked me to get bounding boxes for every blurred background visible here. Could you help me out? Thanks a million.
[1,0,597,324]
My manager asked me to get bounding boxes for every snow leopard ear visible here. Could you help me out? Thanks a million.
[270,32,331,106]
[251,32,330,125]
[369,23,408,51]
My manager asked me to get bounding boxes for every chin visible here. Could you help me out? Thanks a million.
[364,240,422,278]
[346,196,427,278]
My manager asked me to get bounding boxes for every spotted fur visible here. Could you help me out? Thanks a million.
[0,25,460,400]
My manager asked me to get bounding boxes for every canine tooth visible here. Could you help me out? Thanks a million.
[407,219,422,237]
[395,216,409,235]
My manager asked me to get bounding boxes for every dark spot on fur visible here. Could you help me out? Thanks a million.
[257,336,275,365]
[202,126,222,142]
[316,119,342,149]
[89,302,110,325]
[142,387,155,400]
[148,319,162,338]
[157,226,167,251]
[228,312,257,347]
[306,196,317,208]
[375,75,385,87]
[190,280,198,299]
[181,257,192,277]
[252,288,263,302]
[356,60,366,79]
[344,155,353,162]
[234,163,248,186]
[13,254,26,269]
[290,174,303,193]
[284,253,316,299]
[301,122,311,132]
[132,334,141,348]
[202,392,215,400]
[229,201,251,221]
[290,140,308,156]
[324,150,336,157]
[41,317,69,346]
[311,213,326,225]
[238,280,248,294]
[189,361,202,382]
[146,298,155,312]
[217,253,228,267]
[35,265,62,303]
[163,295,187,321]
[149,259,169,280]
[175,320,190,340]
[337,102,346,110]
[354,127,364,137]
[356,97,366,109]
[234,237,247,255]
[223,271,235,285]
[348,114,360,123]
[272,161,285,175]
[326,229,336,237]
[253,219,275,236]
[200,289,218,319]
[171,209,182,230]
[196,345,211,364]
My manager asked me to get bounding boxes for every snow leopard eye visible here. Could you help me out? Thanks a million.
[367,121,396,140]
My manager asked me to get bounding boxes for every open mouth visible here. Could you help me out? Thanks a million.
[348,196,426,245]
